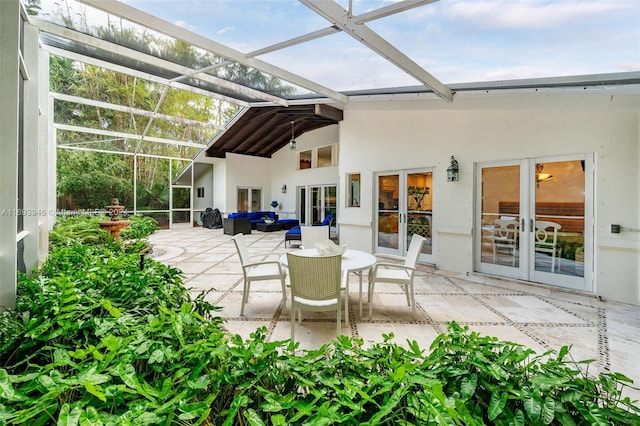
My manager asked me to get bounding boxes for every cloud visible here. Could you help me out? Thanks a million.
[444,0,635,30]
[217,26,236,35]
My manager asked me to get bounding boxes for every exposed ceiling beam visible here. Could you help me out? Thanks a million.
[247,1,437,58]
[35,19,289,107]
[78,0,349,105]
[300,0,453,101]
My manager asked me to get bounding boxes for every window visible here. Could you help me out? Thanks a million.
[299,150,312,169]
[317,146,332,167]
[347,173,361,207]
[297,145,337,170]
[237,187,262,211]
[196,187,205,198]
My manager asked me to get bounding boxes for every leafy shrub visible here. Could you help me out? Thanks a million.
[49,214,157,252]
[48,215,111,247]
[0,243,638,424]
[120,215,159,240]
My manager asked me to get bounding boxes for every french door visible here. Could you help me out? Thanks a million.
[375,169,435,263]
[475,155,593,292]
[299,185,336,227]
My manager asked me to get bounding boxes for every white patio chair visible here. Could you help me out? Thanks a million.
[534,220,562,273]
[301,225,330,249]
[367,234,426,318]
[287,252,343,342]
[232,234,287,316]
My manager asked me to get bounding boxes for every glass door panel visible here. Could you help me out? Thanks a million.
[478,164,522,276]
[407,172,433,256]
[251,188,262,211]
[237,188,248,212]
[531,160,586,283]
[476,157,592,291]
[376,170,436,263]
[310,186,321,224]
[308,185,337,226]
[377,174,400,251]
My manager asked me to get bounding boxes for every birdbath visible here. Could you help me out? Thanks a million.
[98,198,131,241]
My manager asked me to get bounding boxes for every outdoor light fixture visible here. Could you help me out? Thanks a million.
[535,163,554,187]
[289,121,296,150]
[447,156,459,182]
[281,184,287,193]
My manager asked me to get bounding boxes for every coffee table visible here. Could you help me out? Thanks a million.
[256,222,282,232]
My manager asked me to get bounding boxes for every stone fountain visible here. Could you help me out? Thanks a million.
[99,198,131,241]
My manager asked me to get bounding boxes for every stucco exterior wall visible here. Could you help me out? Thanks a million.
[271,125,339,220]
[338,89,639,305]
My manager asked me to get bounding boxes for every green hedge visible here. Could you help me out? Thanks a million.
[0,242,638,424]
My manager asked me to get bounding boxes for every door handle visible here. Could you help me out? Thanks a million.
[530,218,534,232]
[521,218,525,232]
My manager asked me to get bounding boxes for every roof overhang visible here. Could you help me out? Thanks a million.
[206,104,343,158]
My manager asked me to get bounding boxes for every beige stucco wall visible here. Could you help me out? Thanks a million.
[337,88,639,305]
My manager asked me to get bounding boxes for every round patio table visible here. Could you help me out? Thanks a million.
[280,248,376,322]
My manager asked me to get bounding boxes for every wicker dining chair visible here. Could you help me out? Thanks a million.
[286,252,343,342]
[367,234,426,317]
[232,234,287,316]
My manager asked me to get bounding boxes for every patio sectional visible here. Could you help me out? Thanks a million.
[223,211,300,235]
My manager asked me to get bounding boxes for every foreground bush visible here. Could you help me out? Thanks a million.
[49,214,158,249]
[0,243,638,424]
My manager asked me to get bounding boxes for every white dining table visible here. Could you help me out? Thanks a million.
[279,248,376,321]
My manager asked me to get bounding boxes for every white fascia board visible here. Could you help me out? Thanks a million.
[54,123,207,149]
[35,19,288,106]
[52,93,225,130]
[78,0,349,105]
[43,45,250,108]
[300,0,453,102]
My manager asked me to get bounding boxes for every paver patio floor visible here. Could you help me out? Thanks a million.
[148,226,640,401]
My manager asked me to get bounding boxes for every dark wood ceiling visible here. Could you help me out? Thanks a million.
[205,104,343,158]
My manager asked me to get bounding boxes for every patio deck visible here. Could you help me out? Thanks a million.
[148,226,640,400]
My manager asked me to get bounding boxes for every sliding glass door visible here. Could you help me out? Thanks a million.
[375,169,434,263]
[476,156,592,292]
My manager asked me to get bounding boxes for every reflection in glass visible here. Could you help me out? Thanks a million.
[534,161,584,277]
[324,186,337,223]
[347,173,360,207]
[317,146,332,167]
[251,188,262,211]
[237,188,248,212]
[299,150,312,169]
[377,175,399,249]
[480,165,520,267]
[407,172,433,255]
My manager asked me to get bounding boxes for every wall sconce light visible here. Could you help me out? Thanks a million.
[289,121,296,150]
[281,184,287,193]
[447,156,459,182]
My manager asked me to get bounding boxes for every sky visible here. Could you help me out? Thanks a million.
[70,0,640,92]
